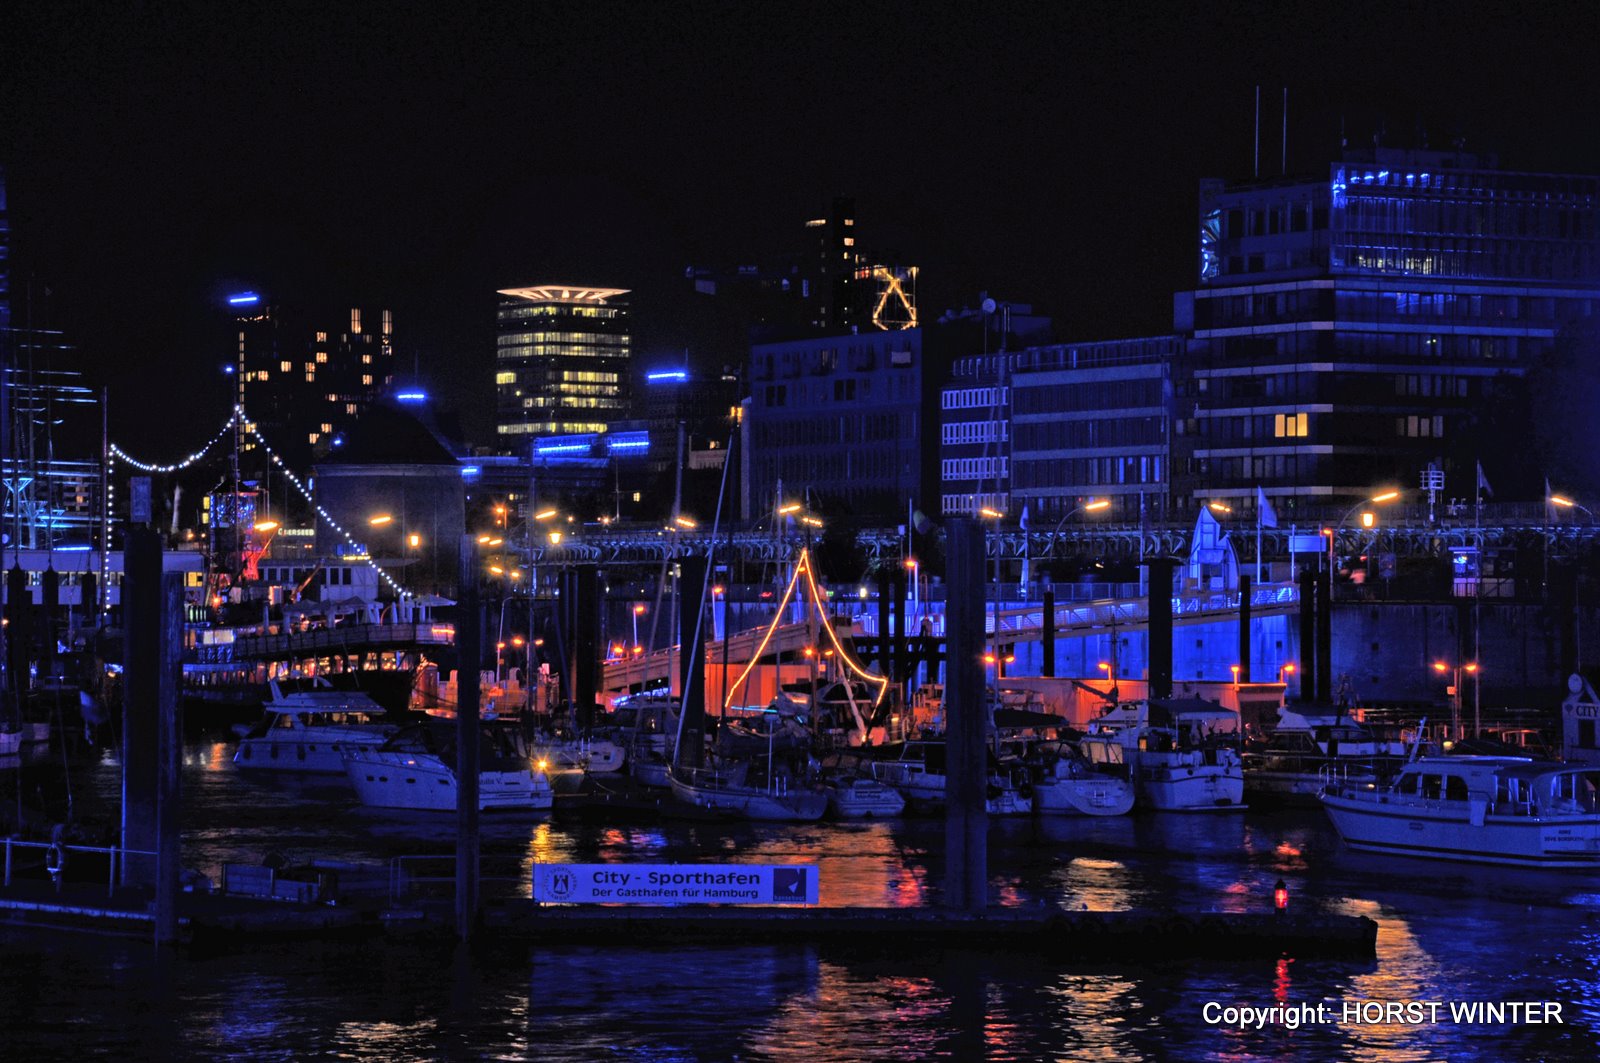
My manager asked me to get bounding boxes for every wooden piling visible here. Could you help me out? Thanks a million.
[455,536,481,940]
[944,518,987,912]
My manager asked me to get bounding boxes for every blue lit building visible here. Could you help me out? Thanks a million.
[1174,146,1600,518]
[747,328,925,519]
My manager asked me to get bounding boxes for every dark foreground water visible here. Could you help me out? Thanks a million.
[3,739,1599,1061]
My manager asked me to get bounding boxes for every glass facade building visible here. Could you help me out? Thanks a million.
[495,285,631,447]
[1175,147,1600,517]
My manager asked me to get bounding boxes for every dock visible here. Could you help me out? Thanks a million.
[485,902,1378,959]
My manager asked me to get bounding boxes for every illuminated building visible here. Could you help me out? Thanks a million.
[1175,146,1600,517]
[494,285,631,449]
[636,364,741,476]
[747,328,925,519]
[229,296,397,458]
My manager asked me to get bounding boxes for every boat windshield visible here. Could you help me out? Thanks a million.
[1544,770,1600,814]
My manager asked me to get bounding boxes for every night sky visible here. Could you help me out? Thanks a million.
[4,2,1599,452]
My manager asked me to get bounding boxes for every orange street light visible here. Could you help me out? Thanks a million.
[368,514,393,526]
[253,520,280,532]
[1083,499,1111,512]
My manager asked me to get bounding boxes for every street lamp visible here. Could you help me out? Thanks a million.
[1209,501,1233,515]
[1097,659,1120,702]
[633,603,646,647]
[1432,660,1479,740]
[1549,493,1595,521]
[1329,489,1400,577]
[368,514,393,526]
[1046,499,1110,559]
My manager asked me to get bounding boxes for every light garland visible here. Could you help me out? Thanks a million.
[109,409,239,473]
[109,404,413,599]
[246,419,412,600]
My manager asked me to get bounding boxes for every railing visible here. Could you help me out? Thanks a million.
[2,838,158,898]
[387,854,527,905]
[236,622,455,659]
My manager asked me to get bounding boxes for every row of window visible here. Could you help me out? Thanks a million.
[942,421,1008,445]
[1013,455,1163,489]
[940,456,1008,483]
[1014,417,1166,452]
[497,306,625,322]
[941,386,1008,410]
[753,412,915,448]
[498,332,630,346]
[1012,379,1163,416]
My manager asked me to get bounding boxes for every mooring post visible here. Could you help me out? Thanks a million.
[1315,565,1333,704]
[876,565,892,683]
[1041,581,1056,678]
[574,565,599,734]
[1145,557,1175,699]
[944,518,988,912]
[456,536,481,940]
[893,565,909,699]
[678,555,708,770]
[1297,562,1317,703]
[121,527,161,888]
[1237,573,1252,684]
[154,569,183,945]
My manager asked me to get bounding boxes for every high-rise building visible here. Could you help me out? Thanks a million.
[230,295,396,456]
[495,285,631,448]
[1174,146,1600,518]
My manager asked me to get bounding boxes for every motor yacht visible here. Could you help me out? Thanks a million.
[1321,755,1600,867]
[343,719,553,812]
[1080,699,1245,811]
[234,682,397,774]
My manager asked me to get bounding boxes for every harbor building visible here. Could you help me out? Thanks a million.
[1174,146,1600,519]
[494,285,632,448]
[746,327,926,519]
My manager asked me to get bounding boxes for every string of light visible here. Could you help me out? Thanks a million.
[108,409,239,472]
[107,404,412,599]
[245,416,412,599]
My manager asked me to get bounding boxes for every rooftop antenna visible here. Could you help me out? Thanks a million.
[1253,85,1261,178]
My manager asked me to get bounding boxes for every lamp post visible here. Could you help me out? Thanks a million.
[1328,490,1400,580]
[1097,659,1119,702]
[1046,499,1110,560]
[632,603,645,651]
[980,507,1004,701]
[1432,660,1478,740]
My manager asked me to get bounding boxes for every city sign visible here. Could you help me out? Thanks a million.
[532,863,819,905]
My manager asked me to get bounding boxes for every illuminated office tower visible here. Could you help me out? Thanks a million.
[494,285,631,449]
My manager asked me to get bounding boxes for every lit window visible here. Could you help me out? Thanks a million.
[1273,413,1309,438]
[843,237,855,247]
[309,432,319,444]
[350,309,361,334]
[316,352,328,364]
[321,422,333,433]
[316,331,328,342]
[280,360,292,373]
[496,372,517,385]
[362,375,373,386]
[382,309,392,335]
[362,354,372,365]
[345,404,357,415]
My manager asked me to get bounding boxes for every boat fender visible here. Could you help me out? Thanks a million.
[45,843,67,879]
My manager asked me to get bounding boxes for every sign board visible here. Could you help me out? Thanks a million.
[131,476,153,524]
[532,863,819,906]
[1288,533,1325,554]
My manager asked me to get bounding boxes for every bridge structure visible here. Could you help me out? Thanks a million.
[526,510,1600,568]
[599,582,1301,695]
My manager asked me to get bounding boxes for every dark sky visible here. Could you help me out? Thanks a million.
[4,1,1599,452]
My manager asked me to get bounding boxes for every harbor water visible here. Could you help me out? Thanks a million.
[3,738,1599,1060]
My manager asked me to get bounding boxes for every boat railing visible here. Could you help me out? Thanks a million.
[2,838,159,898]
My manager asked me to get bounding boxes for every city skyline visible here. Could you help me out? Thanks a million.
[5,4,1600,452]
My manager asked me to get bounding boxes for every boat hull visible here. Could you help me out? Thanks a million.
[1033,777,1135,816]
[1321,792,1600,868]
[824,779,906,818]
[343,750,552,812]
[668,775,827,822]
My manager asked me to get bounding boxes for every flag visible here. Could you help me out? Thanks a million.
[1476,462,1492,500]
[1019,504,1030,594]
[1257,486,1278,529]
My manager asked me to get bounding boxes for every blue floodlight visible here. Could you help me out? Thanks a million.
[396,391,427,403]
[646,370,689,384]
[461,465,482,478]
[56,543,94,552]
[227,293,260,306]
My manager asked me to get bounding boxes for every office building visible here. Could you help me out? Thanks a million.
[747,327,925,519]
[494,285,631,447]
[230,295,397,457]
[1174,146,1600,517]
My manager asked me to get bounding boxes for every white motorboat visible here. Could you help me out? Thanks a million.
[869,740,1033,816]
[1243,707,1409,803]
[819,753,906,818]
[668,760,828,822]
[1027,741,1135,816]
[530,736,627,793]
[1321,756,1600,867]
[1081,699,1245,812]
[343,720,553,812]
[234,682,397,775]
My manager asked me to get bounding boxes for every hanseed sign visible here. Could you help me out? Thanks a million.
[532,863,819,905]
